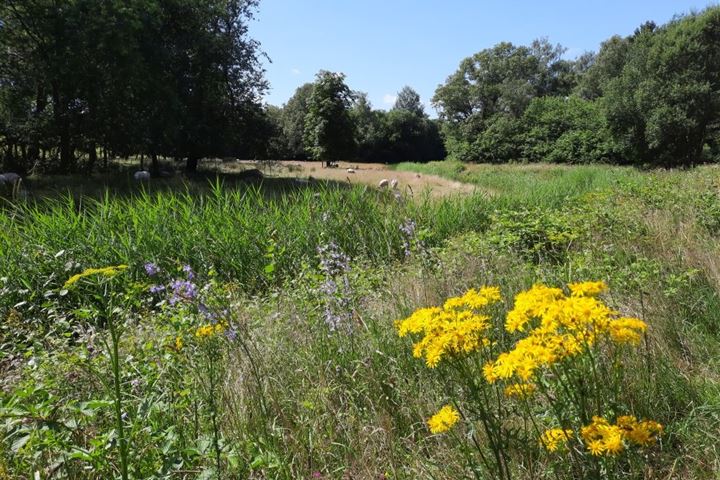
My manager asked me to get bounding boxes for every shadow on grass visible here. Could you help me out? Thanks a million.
[18,166,354,203]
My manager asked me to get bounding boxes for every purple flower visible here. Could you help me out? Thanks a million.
[198,303,218,321]
[144,262,160,276]
[182,265,195,280]
[317,241,354,332]
[169,279,198,305]
[399,218,419,257]
[225,328,238,341]
[149,284,166,294]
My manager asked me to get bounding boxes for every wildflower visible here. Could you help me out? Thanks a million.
[427,405,459,434]
[484,282,648,384]
[169,279,198,305]
[504,382,536,399]
[317,241,354,332]
[505,284,564,333]
[608,317,647,344]
[149,284,165,294]
[443,287,502,311]
[198,303,218,321]
[540,428,573,452]
[174,336,183,351]
[568,281,607,297]
[182,264,195,280]
[195,321,227,339]
[580,415,656,456]
[396,287,500,367]
[399,218,418,257]
[144,262,160,276]
[616,415,663,446]
[64,265,128,288]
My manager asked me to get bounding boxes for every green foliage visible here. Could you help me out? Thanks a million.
[0,0,267,173]
[433,39,578,162]
[303,71,356,163]
[488,208,581,264]
[522,96,617,164]
[602,8,720,166]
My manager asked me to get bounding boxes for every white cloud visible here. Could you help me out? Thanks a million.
[382,94,397,105]
[291,68,301,75]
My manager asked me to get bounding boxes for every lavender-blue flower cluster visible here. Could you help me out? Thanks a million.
[399,218,419,257]
[316,242,353,332]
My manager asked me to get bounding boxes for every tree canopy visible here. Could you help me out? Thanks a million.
[0,0,267,173]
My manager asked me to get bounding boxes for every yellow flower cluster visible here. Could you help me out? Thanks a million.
[64,265,128,288]
[396,287,501,367]
[581,415,662,456]
[616,416,663,447]
[195,322,227,339]
[483,282,647,383]
[540,428,573,452]
[503,382,536,399]
[427,405,460,434]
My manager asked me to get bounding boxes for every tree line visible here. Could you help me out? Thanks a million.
[1,3,719,175]
[432,8,720,166]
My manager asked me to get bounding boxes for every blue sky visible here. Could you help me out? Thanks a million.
[250,1,715,113]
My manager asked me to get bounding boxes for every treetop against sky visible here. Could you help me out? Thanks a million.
[250,0,712,112]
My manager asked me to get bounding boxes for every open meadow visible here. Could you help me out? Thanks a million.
[1,162,719,479]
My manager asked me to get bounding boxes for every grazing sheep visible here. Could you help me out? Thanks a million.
[378,178,389,188]
[346,168,355,173]
[133,170,151,181]
[390,178,399,189]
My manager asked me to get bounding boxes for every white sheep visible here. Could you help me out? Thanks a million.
[133,170,151,181]
[378,178,389,188]
[346,168,355,173]
[390,178,399,189]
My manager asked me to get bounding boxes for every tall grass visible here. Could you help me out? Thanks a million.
[394,160,644,207]
[0,182,492,311]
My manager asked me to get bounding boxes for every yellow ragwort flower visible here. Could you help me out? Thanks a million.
[581,416,625,456]
[484,281,647,384]
[503,382,537,399]
[568,281,607,297]
[540,428,574,452]
[616,415,663,446]
[64,265,128,288]
[195,322,227,339]
[580,415,661,456]
[427,405,460,434]
[396,286,501,368]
